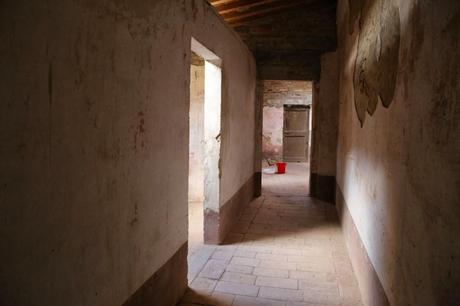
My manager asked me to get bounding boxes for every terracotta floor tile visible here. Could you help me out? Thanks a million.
[181,163,362,305]
[214,281,260,297]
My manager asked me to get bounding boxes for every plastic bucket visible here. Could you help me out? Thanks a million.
[276,162,286,174]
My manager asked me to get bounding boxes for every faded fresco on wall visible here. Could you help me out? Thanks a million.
[349,0,401,126]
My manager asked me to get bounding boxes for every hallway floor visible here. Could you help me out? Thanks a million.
[181,163,362,306]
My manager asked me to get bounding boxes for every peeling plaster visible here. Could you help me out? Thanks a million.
[352,0,401,126]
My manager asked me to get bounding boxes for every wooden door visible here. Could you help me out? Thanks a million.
[283,105,309,162]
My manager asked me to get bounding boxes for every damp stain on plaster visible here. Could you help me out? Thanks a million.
[398,1,427,101]
[204,208,220,243]
[48,61,53,166]
[430,81,458,147]
[408,2,425,74]
[81,0,160,21]
[191,0,199,21]
[130,202,139,227]
[74,28,88,86]
[348,0,363,34]
[428,9,460,150]
[134,111,146,152]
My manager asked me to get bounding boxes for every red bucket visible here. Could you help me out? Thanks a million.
[276,162,286,174]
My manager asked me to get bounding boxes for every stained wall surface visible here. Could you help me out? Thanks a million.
[0,1,256,305]
[309,52,339,203]
[261,81,312,160]
[336,0,460,304]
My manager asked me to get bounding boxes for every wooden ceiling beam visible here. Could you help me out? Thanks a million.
[224,1,311,25]
[229,0,334,26]
[216,0,282,14]
[208,0,235,6]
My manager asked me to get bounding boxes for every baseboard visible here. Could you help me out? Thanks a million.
[123,242,188,306]
[310,173,336,204]
[204,173,257,244]
[335,184,390,306]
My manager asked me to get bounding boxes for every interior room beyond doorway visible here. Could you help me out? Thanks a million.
[261,80,312,194]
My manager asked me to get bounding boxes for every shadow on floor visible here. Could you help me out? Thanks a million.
[180,162,362,306]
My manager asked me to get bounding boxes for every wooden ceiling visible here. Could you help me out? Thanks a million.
[208,0,338,80]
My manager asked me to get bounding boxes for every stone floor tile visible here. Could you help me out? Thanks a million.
[303,287,340,305]
[234,249,257,258]
[259,260,297,270]
[272,248,303,256]
[296,260,335,273]
[221,272,256,285]
[289,270,336,283]
[256,276,298,289]
[253,267,289,278]
[288,255,328,263]
[226,264,254,274]
[211,250,234,261]
[239,245,272,254]
[299,279,338,292]
[301,247,331,257]
[286,302,321,306]
[233,295,287,306]
[199,260,227,279]
[214,281,260,297]
[181,163,362,306]
[190,277,217,293]
[259,287,304,302]
[211,292,235,306]
[230,256,260,267]
[188,245,216,283]
[256,253,288,261]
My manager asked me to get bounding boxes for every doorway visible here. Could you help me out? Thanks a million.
[188,38,222,283]
[260,81,312,196]
[283,104,311,162]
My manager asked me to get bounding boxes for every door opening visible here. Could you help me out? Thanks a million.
[283,104,310,162]
[260,81,312,196]
[188,38,222,283]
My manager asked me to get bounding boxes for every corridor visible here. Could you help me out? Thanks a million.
[2,1,459,305]
[181,163,362,306]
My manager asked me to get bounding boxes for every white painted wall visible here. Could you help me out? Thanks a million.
[203,61,222,212]
[189,64,205,203]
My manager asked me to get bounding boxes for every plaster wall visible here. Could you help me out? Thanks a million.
[336,0,460,304]
[189,63,205,203]
[310,53,339,178]
[0,0,256,305]
[261,81,312,160]
[262,107,284,160]
[309,52,339,203]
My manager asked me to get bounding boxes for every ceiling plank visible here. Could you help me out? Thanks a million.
[224,1,311,25]
[216,0,282,14]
